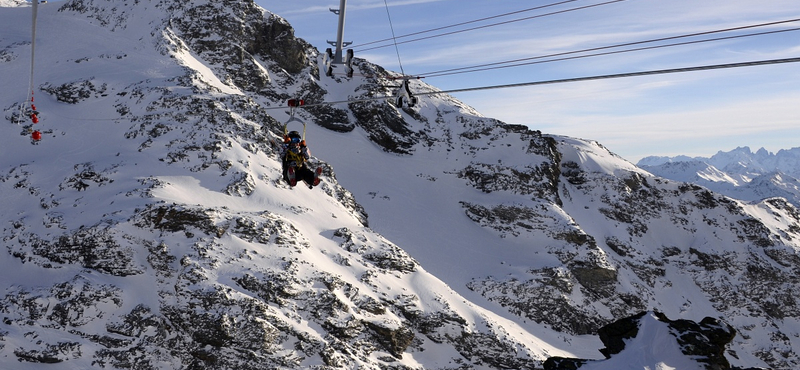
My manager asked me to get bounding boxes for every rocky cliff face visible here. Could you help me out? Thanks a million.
[545,311,737,370]
[458,137,800,367]
[1,0,799,369]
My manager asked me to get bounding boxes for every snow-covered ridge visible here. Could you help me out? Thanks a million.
[1,0,799,369]
[639,146,800,178]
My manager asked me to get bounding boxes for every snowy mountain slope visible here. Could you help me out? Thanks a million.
[1,0,799,369]
[310,36,800,370]
[639,146,800,208]
[0,1,592,369]
[321,106,800,368]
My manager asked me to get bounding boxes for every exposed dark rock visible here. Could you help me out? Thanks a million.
[306,104,354,132]
[14,341,81,363]
[669,315,736,369]
[135,204,224,237]
[349,100,417,154]
[460,202,548,237]
[41,79,108,104]
[543,357,588,370]
[545,311,737,370]
[60,162,114,191]
[571,266,617,291]
[12,224,143,276]
[597,311,648,358]
[249,14,309,74]
[467,270,611,335]
[333,227,418,273]
[366,322,414,359]
[562,161,586,185]
[453,332,539,370]
[457,162,557,199]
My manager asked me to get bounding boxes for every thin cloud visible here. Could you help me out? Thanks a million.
[280,0,451,15]
[480,88,800,161]
[349,0,452,11]
[268,5,330,17]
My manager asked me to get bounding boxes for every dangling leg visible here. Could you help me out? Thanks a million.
[282,160,297,187]
[298,166,321,188]
[288,166,297,187]
[313,167,322,186]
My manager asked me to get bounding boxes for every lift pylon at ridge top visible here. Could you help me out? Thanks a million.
[323,0,354,78]
[319,0,419,108]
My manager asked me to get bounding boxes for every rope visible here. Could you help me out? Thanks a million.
[382,0,405,76]
[27,0,39,110]
[18,0,40,128]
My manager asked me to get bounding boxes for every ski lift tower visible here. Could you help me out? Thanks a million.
[324,0,354,77]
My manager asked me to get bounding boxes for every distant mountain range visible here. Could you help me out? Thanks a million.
[638,146,800,208]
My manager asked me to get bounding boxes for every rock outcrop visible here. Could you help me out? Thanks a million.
[545,311,737,370]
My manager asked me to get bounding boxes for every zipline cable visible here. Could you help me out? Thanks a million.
[426,57,800,95]
[350,0,581,49]
[27,0,39,107]
[355,0,629,53]
[416,18,800,78]
[332,23,799,79]
[20,0,39,117]
[422,26,800,78]
[263,57,800,109]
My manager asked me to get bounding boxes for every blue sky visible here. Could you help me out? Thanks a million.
[258,0,799,163]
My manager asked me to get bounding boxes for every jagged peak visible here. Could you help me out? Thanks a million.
[0,0,26,7]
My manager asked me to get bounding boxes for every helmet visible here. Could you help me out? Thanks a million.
[287,130,301,143]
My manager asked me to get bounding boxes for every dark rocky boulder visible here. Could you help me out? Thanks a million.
[544,311,737,370]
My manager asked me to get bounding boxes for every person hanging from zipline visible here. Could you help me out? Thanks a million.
[281,130,322,189]
[278,98,322,189]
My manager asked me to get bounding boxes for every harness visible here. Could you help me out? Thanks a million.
[284,146,306,167]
